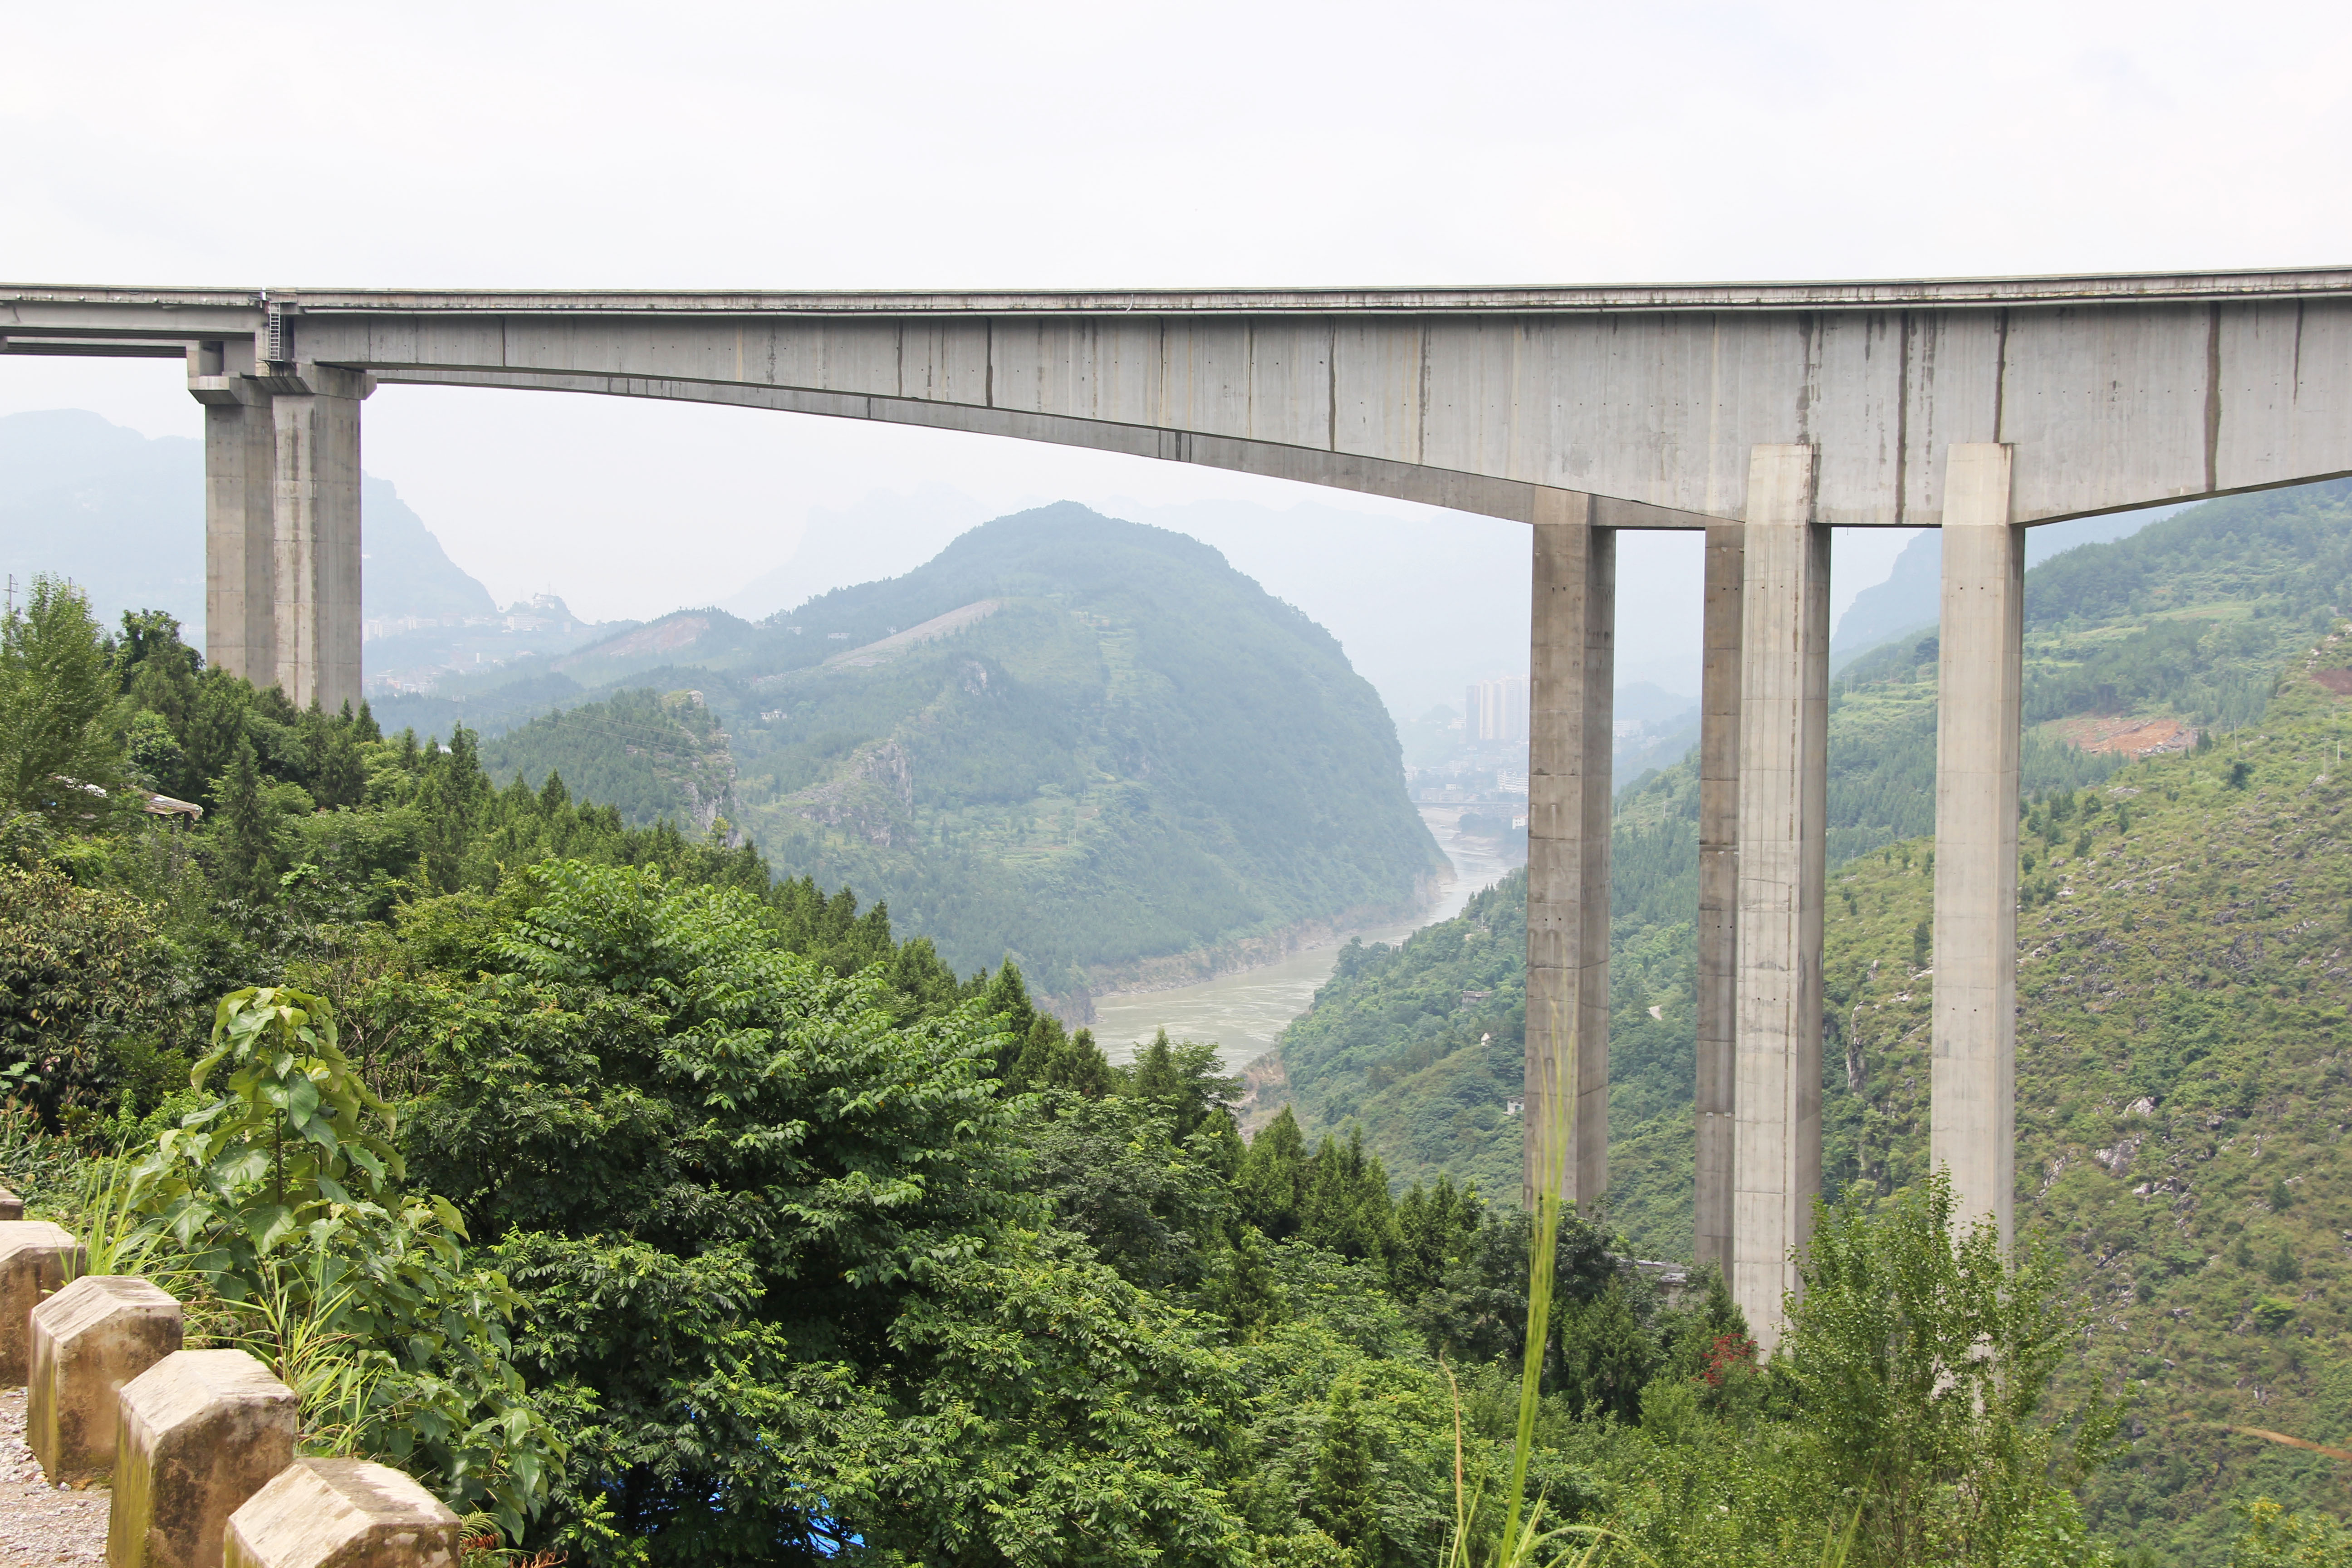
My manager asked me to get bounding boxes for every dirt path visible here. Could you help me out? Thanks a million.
[0,1389,106,1567]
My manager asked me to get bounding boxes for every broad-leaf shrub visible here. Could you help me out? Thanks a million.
[130,985,560,1540]
[402,861,1268,1566]
[1774,1172,2118,1567]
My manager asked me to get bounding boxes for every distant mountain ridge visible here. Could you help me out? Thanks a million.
[0,410,203,631]
[0,409,495,643]
[1830,501,2194,664]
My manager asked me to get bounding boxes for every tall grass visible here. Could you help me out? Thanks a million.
[1499,1017,1570,1562]
[1439,1008,1629,1568]
[1434,1007,1860,1568]
[222,1243,388,1457]
[69,1153,164,1277]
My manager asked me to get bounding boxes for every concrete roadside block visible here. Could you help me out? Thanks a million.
[0,1219,86,1382]
[0,1185,22,1220]
[30,1274,185,1481]
[109,1349,299,1568]
[224,1459,462,1568]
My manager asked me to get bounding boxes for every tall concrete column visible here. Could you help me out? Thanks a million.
[1931,443,2022,1248]
[1523,494,1614,1213]
[191,344,276,686]
[269,367,368,714]
[1731,445,1828,1352]
[1693,522,1743,1274]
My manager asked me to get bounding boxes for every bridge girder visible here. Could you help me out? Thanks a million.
[9,270,2352,526]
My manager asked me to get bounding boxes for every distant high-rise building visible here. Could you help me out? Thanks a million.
[1465,675,1529,742]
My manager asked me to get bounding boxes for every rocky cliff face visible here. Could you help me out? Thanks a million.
[778,740,914,848]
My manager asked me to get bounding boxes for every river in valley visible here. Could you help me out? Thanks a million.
[1092,806,1517,1073]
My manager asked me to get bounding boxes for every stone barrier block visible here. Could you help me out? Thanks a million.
[225,1459,461,1568]
[30,1274,185,1482]
[109,1349,299,1568]
[0,1219,85,1383]
[0,1185,22,1220]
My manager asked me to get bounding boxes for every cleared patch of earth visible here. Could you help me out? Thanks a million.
[0,1387,107,1567]
[2054,713,2197,755]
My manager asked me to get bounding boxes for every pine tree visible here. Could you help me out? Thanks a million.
[1125,1027,1241,1144]
[216,736,277,899]
[183,677,253,806]
[416,725,491,891]
[1236,1106,1311,1240]
[1306,1378,1382,1559]
[311,714,367,809]
[1203,1224,1285,1338]
[1302,1127,1396,1262]
[985,961,1119,1100]
[1390,1173,1481,1299]
[112,609,203,782]
[1554,1277,1660,1421]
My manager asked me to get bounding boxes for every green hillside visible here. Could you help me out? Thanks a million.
[471,504,1446,1004]
[1268,480,2352,1560]
[478,688,737,832]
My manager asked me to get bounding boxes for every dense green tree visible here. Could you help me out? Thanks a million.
[397,861,1248,1563]
[0,575,125,824]
[1302,1127,1396,1263]
[1236,1106,1312,1240]
[1025,1090,1234,1289]
[1127,1027,1244,1152]
[416,725,492,892]
[0,860,177,1117]
[987,960,1120,1098]
[128,986,559,1539]
[1778,1173,2112,1565]
[1306,1379,1382,1558]
[214,736,278,898]
[1390,1173,1482,1300]
[2228,1498,2352,1566]
[1552,1278,1657,1422]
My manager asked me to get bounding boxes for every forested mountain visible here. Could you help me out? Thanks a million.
[473,504,1448,1004]
[1266,479,2352,1562]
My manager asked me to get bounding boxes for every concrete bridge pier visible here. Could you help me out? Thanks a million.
[1931,443,2023,1248]
[1730,445,1830,1351]
[1523,495,1616,1212]
[189,343,368,715]
[1692,521,1744,1275]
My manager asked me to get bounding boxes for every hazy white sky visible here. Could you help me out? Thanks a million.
[4,0,2344,682]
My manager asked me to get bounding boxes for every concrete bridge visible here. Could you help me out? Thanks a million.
[8,270,2351,1345]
